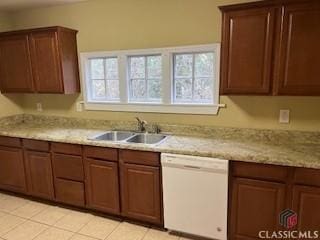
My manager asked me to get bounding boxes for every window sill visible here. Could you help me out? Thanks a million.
[84,102,224,115]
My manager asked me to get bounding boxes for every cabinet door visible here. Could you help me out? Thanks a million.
[120,163,162,225]
[30,31,63,93]
[0,34,34,92]
[275,1,320,95]
[230,178,286,240]
[0,146,27,193]
[220,7,277,94]
[292,185,320,231]
[85,158,120,214]
[24,150,55,200]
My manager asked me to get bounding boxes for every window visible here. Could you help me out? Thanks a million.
[129,55,162,103]
[174,52,214,103]
[88,57,119,101]
[81,44,221,115]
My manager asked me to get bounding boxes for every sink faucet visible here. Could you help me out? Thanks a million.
[135,117,147,132]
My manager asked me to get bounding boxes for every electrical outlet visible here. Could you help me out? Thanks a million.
[279,109,290,124]
[36,103,43,112]
[76,102,83,112]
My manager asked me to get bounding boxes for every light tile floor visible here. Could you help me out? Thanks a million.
[0,192,194,240]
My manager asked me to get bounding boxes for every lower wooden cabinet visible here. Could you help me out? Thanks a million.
[120,162,162,225]
[55,178,85,207]
[24,150,55,200]
[230,162,320,240]
[0,146,27,193]
[85,158,120,214]
[230,178,286,239]
[292,185,320,231]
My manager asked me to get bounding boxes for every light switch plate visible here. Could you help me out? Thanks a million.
[76,102,83,112]
[279,109,290,124]
[36,103,43,112]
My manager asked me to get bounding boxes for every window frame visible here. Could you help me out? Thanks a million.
[80,44,222,115]
[128,54,162,103]
[87,57,120,102]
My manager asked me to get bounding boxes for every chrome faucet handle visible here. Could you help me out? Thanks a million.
[151,124,161,134]
[135,117,147,132]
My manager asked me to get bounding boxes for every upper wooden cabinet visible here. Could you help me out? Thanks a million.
[220,0,320,95]
[220,6,277,94]
[0,26,80,94]
[0,34,34,92]
[275,1,320,95]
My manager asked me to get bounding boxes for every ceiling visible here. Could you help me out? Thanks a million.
[0,0,88,12]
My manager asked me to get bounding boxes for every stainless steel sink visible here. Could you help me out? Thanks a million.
[89,131,135,141]
[126,134,167,145]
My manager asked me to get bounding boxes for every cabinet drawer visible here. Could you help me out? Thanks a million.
[55,178,85,207]
[23,139,49,152]
[232,161,289,182]
[120,150,160,166]
[294,167,320,188]
[84,146,118,162]
[0,136,21,148]
[53,153,84,181]
[52,143,82,156]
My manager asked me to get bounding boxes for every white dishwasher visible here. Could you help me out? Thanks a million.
[161,153,229,240]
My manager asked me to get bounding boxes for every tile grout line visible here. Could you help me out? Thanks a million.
[28,223,49,240]
[0,218,28,239]
[103,221,123,240]
[140,227,151,240]
[5,211,79,235]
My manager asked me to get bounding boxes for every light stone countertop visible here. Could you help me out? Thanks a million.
[0,114,319,169]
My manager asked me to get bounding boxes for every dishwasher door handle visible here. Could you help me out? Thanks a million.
[183,165,202,170]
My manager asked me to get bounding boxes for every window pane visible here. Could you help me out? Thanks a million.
[106,80,119,99]
[147,56,162,79]
[148,80,161,99]
[175,78,192,101]
[194,78,213,101]
[130,57,145,79]
[131,79,146,99]
[106,58,118,79]
[92,80,106,98]
[174,54,193,78]
[195,53,214,77]
[90,59,104,79]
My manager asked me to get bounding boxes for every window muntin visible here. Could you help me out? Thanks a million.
[128,55,162,103]
[89,57,120,101]
[173,52,214,104]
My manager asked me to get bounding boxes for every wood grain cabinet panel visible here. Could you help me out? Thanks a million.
[275,1,320,95]
[52,153,84,181]
[24,150,55,200]
[292,185,320,231]
[55,178,85,207]
[220,6,277,94]
[0,34,34,93]
[0,146,27,193]
[0,136,21,148]
[120,162,162,225]
[85,158,120,214]
[230,178,286,240]
[30,31,63,93]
